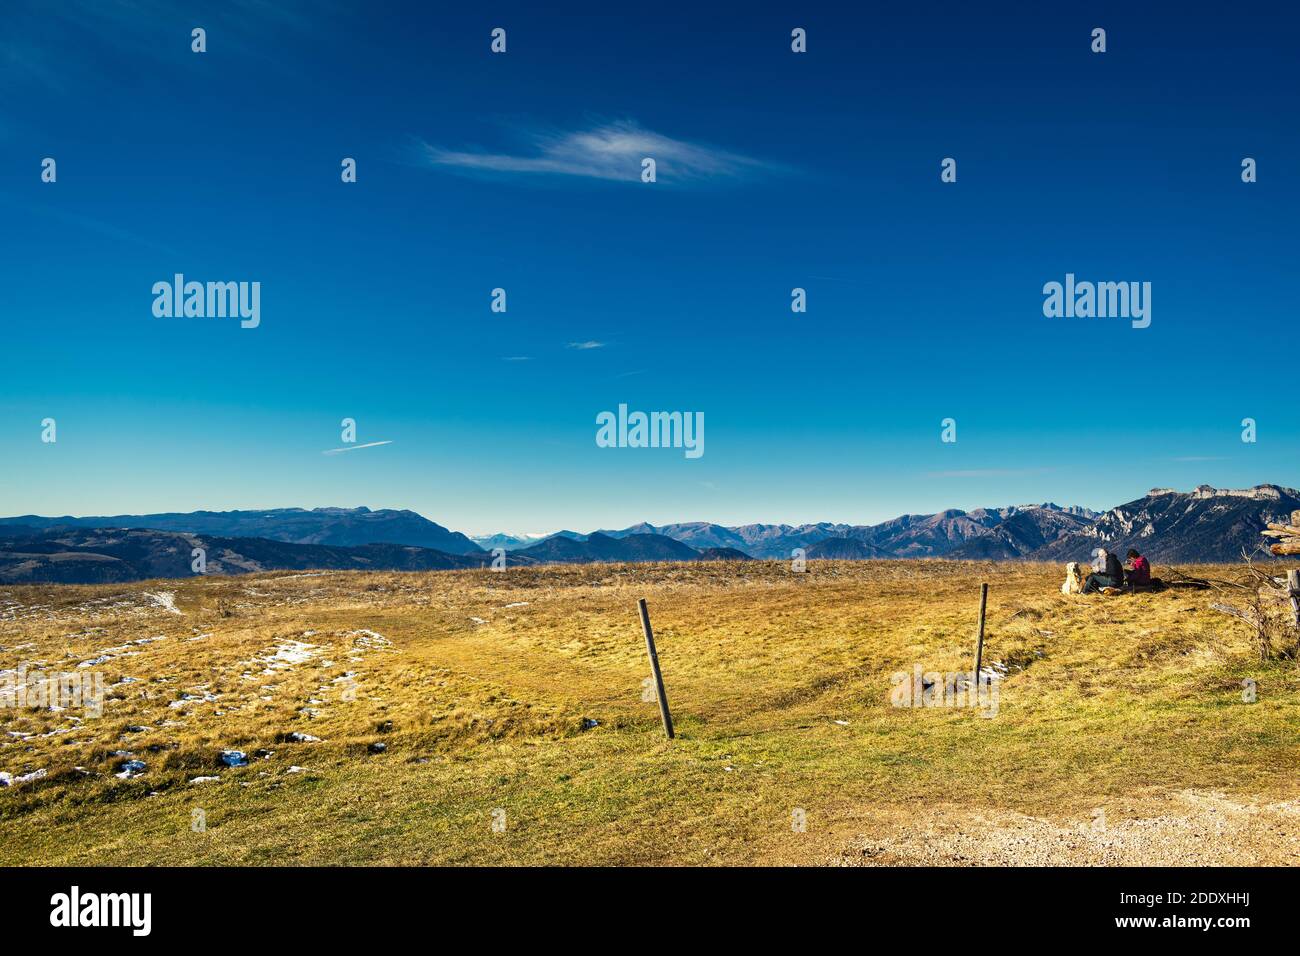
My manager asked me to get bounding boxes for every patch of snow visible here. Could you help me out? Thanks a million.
[170,691,219,709]
[144,591,183,615]
[1,768,47,786]
[347,629,391,649]
[250,639,319,675]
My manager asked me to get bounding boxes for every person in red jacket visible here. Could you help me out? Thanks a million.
[1125,548,1151,587]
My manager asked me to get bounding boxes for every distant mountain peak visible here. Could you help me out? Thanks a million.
[1033,484,1300,563]
[1148,484,1295,501]
[1192,483,1290,500]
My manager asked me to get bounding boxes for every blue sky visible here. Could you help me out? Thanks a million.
[1,1,1296,535]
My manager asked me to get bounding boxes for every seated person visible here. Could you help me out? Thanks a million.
[1125,548,1151,587]
[1082,548,1125,593]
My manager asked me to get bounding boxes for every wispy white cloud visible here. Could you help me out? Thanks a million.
[567,341,605,350]
[419,120,776,184]
[502,356,533,362]
[1,0,325,91]
[322,440,393,456]
[0,197,177,253]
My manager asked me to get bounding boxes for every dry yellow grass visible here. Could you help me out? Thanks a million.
[1,560,1297,865]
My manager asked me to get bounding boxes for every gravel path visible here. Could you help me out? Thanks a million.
[832,790,1300,866]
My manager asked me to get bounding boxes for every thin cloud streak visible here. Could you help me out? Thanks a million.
[420,120,777,184]
[322,440,393,456]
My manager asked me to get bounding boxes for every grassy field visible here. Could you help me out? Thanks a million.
[2,560,1298,866]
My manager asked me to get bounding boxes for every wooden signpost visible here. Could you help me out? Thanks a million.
[638,598,675,739]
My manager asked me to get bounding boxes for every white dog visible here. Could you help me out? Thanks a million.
[1061,561,1086,594]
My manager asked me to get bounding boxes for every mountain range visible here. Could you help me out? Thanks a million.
[1,485,1295,584]
[0,527,741,584]
[0,507,482,555]
[1032,484,1300,564]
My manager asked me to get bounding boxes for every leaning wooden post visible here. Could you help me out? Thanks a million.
[638,599,675,739]
[973,583,989,679]
[1288,570,1300,629]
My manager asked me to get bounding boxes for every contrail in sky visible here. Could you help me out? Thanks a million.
[322,440,394,455]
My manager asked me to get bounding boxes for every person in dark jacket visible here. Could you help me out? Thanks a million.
[1082,548,1125,593]
[1125,548,1151,587]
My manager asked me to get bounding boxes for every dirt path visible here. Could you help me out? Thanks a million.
[830,790,1300,866]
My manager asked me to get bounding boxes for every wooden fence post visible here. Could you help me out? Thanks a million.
[638,599,675,739]
[973,583,989,679]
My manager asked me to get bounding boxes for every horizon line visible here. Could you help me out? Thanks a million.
[3,481,1294,540]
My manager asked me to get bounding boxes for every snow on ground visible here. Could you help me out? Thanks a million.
[247,638,319,676]
[169,691,219,709]
[143,591,183,615]
[0,768,47,787]
[346,629,391,648]
[344,629,393,664]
